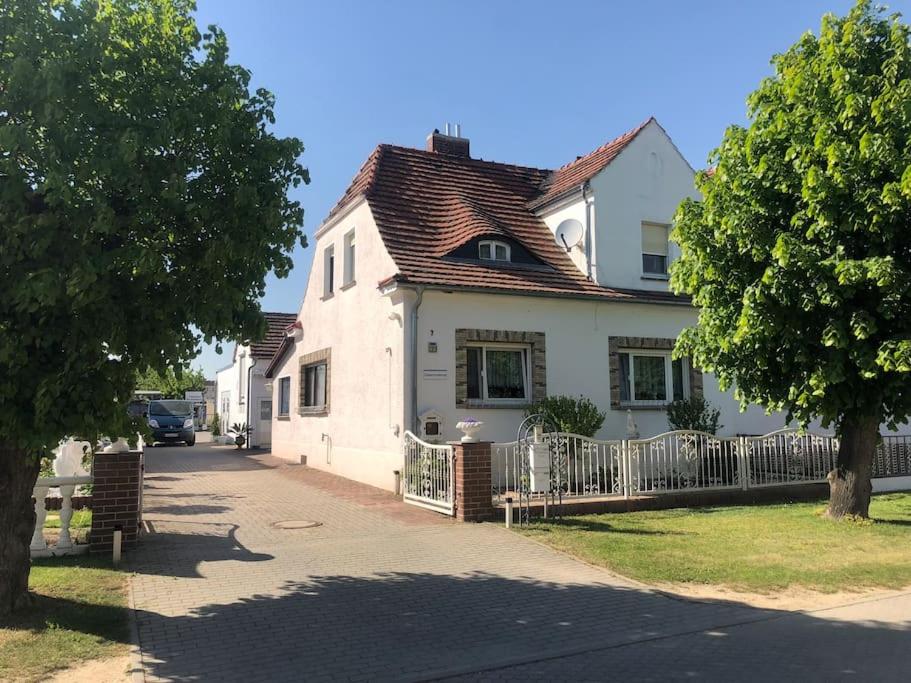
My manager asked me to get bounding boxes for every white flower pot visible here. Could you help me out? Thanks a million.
[456,421,484,443]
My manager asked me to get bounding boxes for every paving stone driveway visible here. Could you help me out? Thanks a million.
[130,442,911,682]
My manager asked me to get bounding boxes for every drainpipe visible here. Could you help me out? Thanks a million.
[246,357,257,449]
[409,286,425,434]
[580,181,595,281]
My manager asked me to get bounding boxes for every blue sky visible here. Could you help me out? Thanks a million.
[193,0,909,376]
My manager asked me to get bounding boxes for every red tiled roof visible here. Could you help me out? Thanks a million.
[529,117,654,209]
[249,312,298,359]
[325,118,689,306]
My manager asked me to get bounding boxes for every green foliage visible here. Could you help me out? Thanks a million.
[671,1,911,431]
[135,365,206,399]
[209,412,221,436]
[525,395,606,437]
[230,422,247,448]
[666,396,722,434]
[0,0,308,454]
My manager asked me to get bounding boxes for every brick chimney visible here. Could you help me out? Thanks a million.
[426,124,470,157]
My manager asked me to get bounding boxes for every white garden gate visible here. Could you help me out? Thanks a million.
[402,431,455,515]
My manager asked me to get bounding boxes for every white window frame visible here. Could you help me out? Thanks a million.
[323,245,335,297]
[343,229,356,286]
[277,376,291,417]
[641,222,670,279]
[618,349,689,406]
[478,240,511,262]
[466,342,531,404]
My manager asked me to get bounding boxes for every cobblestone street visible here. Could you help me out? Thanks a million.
[130,442,911,682]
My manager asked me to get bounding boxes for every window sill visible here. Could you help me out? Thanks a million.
[299,407,329,417]
[340,280,356,291]
[618,402,673,411]
[320,293,334,301]
[640,273,669,281]
[461,400,532,410]
[277,414,291,421]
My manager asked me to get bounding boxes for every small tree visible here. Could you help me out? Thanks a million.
[666,396,722,435]
[525,395,606,437]
[135,365,206,399]
[672,1,911,519]
[0,0,308,614]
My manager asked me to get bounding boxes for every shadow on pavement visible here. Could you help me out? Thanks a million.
[132,570,910,682]
[130,523,273,579]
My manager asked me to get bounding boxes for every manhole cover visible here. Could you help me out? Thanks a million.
[272,520,322,530]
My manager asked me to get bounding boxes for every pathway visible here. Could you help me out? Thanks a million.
[129,442,911,681]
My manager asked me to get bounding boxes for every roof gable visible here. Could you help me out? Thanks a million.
[530,117,654,210]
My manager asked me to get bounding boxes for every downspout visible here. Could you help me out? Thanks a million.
[409,286,425,434]
[246,357,257,449]
[580,181,595,281]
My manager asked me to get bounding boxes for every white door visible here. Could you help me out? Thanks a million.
[258,398,272,448]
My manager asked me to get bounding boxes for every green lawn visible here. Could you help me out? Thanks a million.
[0,556,130,682]
[43,509,92,529]
[518,492,911,593]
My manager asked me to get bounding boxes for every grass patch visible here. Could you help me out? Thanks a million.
[0,555,130,682]
[43,509,92,529]
[518,492,911,593]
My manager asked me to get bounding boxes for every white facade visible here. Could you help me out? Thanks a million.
[540,120,694,290]
[269,200,407,490]
[214,346,274,447]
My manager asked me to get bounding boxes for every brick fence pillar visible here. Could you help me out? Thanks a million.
[90,450,144,554]
[452,441,493,522]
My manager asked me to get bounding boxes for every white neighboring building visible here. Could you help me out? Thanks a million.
[264,119,907,492]
[215,312,297,447]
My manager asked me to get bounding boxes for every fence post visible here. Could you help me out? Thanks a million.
[452,441,493,522]
[90,449,144,554]
[621,440,631,499]
[739,437,750,491]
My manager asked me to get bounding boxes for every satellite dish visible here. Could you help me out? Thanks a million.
[555,219,584,252]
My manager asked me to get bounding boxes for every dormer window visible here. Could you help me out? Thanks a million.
[479,240,510,262]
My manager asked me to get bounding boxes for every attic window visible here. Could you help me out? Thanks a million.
[479,240,510,262]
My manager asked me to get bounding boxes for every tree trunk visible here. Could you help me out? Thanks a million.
[825,414,879,520]
[0,444,41,616]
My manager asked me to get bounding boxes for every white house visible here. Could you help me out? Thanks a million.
[215,312,297,447]
[263,119,809,491]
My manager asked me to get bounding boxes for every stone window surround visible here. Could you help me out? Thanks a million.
[608,336,703,410]
[299,347,331,416]
[455,329,546,409]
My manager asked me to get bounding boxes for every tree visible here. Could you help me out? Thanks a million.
[135,365,207,399]
[671,0,911,520]
[0,0,308,614]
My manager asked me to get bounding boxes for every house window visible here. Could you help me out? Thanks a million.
[324,245,335,296]
[478,240,510,262]
[343,230,356,286]
[641,222,669,277]
[466,344,530,402]
[302,362,327,409]
[277,376,291,417]
[618,350,688,405]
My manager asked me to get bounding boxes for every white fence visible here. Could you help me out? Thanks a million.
[402,431,455,515]
[493,428,851,504]
[31,475,93,557]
